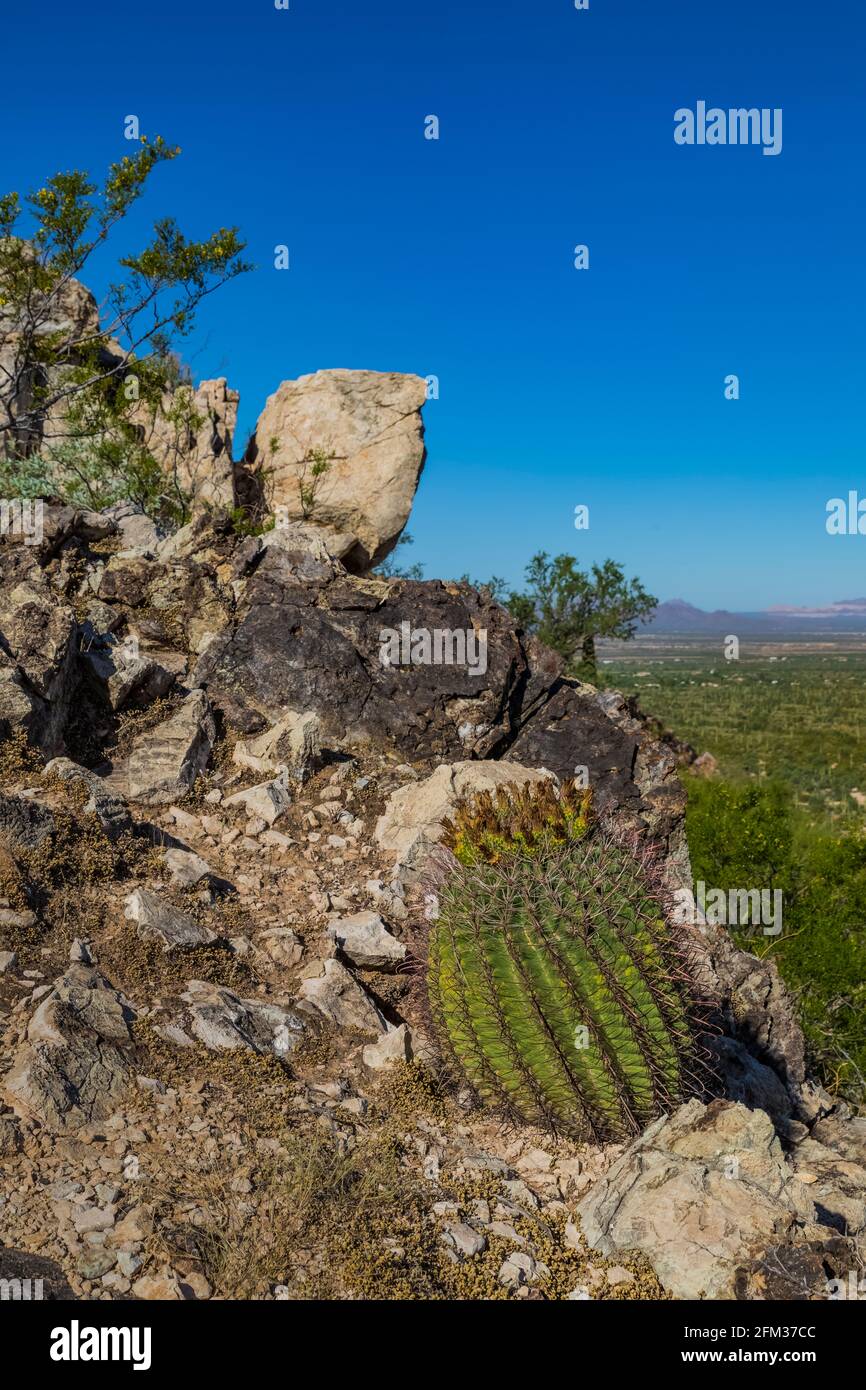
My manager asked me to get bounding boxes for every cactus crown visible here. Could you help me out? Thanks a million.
[443,778,592,865]
[428,795,709,1142]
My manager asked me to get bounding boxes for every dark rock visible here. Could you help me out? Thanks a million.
[0,792,56,849]
[709,1035,793,1122]
[0,1248,76,1299]
[734,1237,854,1300]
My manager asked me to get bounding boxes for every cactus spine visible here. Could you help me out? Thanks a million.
[428,789,707,1141]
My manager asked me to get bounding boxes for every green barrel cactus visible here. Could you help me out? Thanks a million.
[427,784,709,1141]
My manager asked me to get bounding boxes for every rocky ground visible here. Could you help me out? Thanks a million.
[0,729,669,1301]
[1,494,865,1303]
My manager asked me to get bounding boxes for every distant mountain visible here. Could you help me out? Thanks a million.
[644,598,866,634]
[766,598,866,617]
[643,600,771,633]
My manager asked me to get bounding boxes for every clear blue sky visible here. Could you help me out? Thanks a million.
[3,1,864,607]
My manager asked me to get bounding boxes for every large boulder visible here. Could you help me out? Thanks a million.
[243,369,427,571]
[0,251,239,510]
[576,1099,826,1300]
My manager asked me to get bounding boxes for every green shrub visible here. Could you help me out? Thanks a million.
[685,773,866,1102]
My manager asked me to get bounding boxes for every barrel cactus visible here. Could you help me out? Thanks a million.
[426,782,710,1141]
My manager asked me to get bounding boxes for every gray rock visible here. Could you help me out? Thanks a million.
[124,889,216,950]
[362,1024,413,1071]
[0,908,35,930]
[161,847,213,889]
[233,710,322,785]
[441,1221,487,1259]
[107,654,174,712]
[0,792,55,849]
[328,910,406,970]
[77,1248,117,1280]
[111,690,215,805]
[576,1099,818,1300]
[498,1251,549,1289]
[710,1035,793,1122]
[72,1204,115,1234]
[99,503,162,555]
[254,928,304,970]
[3,966,134,1131]
[297,958,385,1035]
[224,774,291,827]
[43,758,132,839]
[181,980,307,1058]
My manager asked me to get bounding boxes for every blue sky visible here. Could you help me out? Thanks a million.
[2,0,864,607]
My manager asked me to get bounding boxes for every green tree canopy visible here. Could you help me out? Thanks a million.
[0,137,251,523]
[506,552,657,680]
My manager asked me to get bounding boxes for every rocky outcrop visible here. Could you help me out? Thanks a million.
[0,547,79,755]
[244,369,427,571]
[136,377,239,512]
[0,262,110,459]
[0,505,817,1126]
[192,537,668,830]
[575,1099,842,1300]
